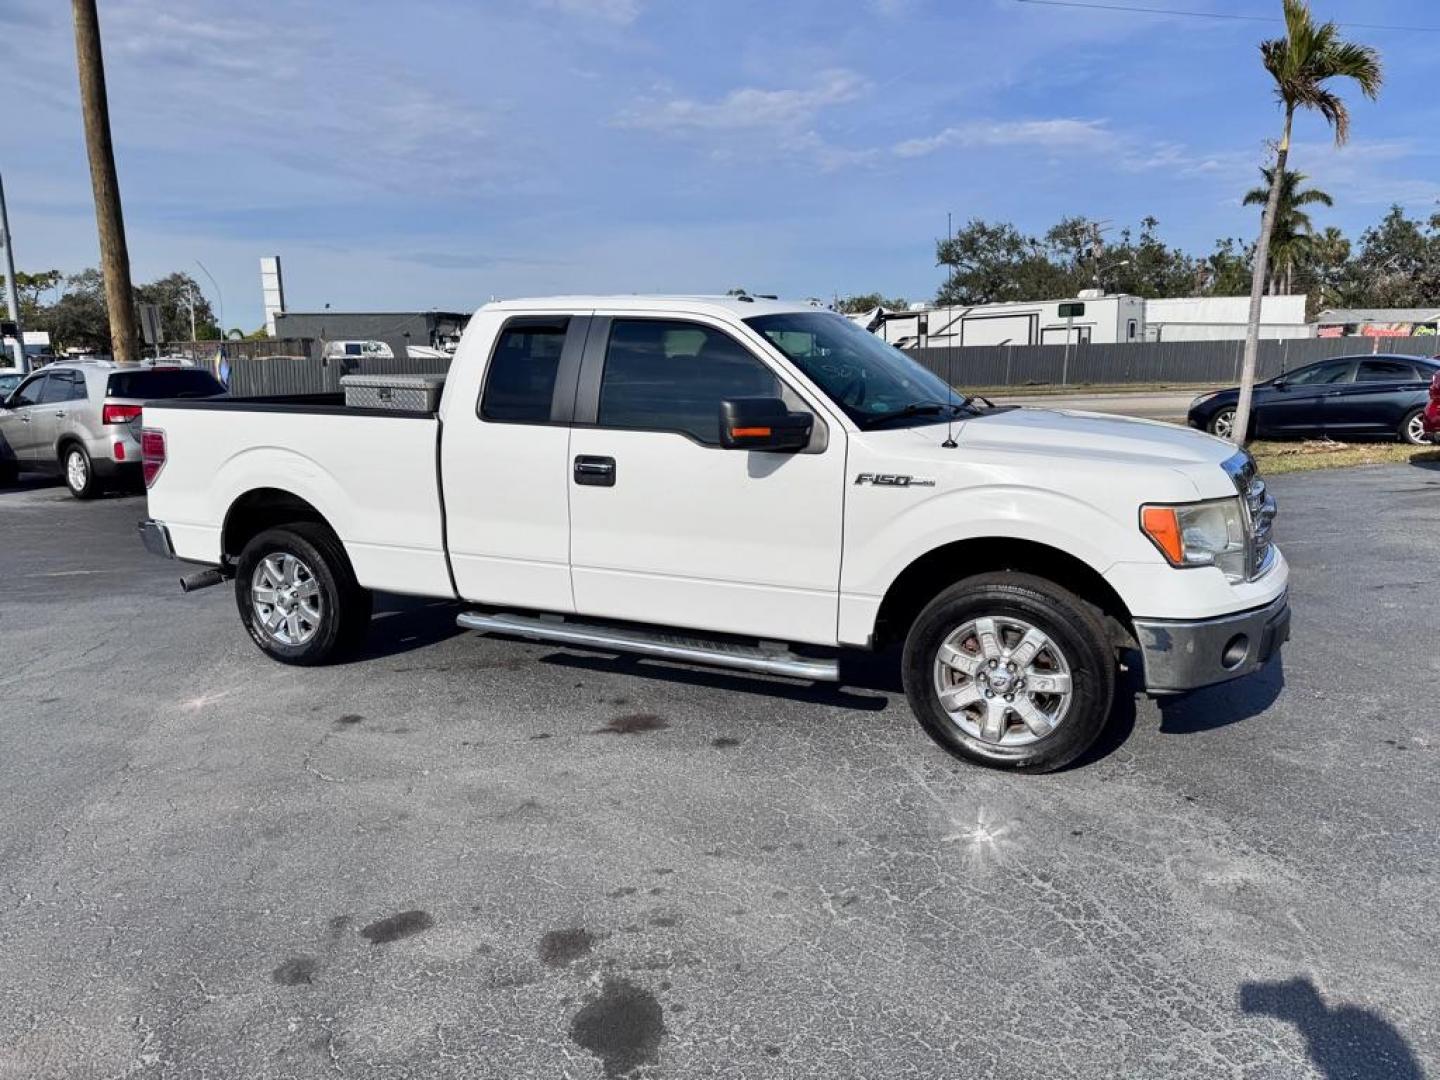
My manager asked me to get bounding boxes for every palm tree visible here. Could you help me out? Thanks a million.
[1231,0,1381,446]
[1242,167,1333,295]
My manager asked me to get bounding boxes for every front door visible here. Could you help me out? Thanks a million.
[441,312,590,612]
[567,315,846,645]
[1253,358,1355,437]
[0,372,49,462]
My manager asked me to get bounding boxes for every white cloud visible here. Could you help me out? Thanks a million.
[892,118,1112,158]
[618,69,868,133]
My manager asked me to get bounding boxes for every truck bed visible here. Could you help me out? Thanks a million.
[144,394,453,598]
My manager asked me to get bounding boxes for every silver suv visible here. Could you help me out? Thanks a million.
[0,361,225,498]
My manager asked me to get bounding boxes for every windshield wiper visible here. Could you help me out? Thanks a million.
[857,400,970,429]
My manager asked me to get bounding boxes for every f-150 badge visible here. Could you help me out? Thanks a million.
[854,473,936,487]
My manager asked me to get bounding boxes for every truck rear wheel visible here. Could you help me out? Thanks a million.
[901,572,1115,772]
[235,524,372,665]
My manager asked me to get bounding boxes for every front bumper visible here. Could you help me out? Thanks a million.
[1133,590,1290,693]
[138,518,175,559]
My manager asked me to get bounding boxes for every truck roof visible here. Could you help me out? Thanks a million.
[481,295,824,319]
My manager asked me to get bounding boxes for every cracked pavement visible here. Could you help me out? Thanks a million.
[0,463,1437,1078]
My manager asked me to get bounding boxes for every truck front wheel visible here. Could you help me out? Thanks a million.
[235,524,373,665]
[902,572,1115,773]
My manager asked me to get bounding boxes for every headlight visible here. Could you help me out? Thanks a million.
[1189,392,1217,409]
[1140,498,1247,583]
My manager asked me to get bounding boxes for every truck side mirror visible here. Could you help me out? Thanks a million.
[719,397,812,452]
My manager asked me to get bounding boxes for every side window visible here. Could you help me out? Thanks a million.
[11,374,47,407]
[479,319,568,423]
[1290,361,1352,386]
[597,320,781,445]
[1357,359,1416,383]
[39,373,75,404]
[70,374,90,400]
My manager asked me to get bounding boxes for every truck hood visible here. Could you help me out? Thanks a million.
[867,406,1243,500]
[961,407,1234,465]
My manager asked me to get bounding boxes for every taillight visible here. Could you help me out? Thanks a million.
[103,402,143,425]
[1430,373,1440,402]
[141,428,166,488]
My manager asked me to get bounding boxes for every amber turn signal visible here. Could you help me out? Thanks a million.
[1140,506,1184,565]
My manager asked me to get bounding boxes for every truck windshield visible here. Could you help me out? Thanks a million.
[745,311,968,427]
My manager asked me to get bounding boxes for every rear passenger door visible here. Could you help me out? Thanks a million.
[442,313,591,611]
[1324,358,1427,436]
[566,314,846,645]
[34,370,83,459]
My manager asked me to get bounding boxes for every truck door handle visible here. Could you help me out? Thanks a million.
[574,455,616,487]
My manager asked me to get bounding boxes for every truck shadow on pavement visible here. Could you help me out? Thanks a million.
[351,596,467,661]
[539,651,893,711]
[1239,976,1424,1080]
[1155,657,1286,735]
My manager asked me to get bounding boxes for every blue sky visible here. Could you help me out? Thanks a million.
[3,0,1438,330]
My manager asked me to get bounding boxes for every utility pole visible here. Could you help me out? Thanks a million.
[72,0,138,364]
[0,172,25,372]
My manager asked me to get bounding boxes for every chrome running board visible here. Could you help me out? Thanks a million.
[456,611,840,682]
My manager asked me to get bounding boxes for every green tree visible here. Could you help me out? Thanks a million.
[1202,238,1256,296]
[936,219,1066,305]
[1346,205,1440,309]
[42,269,111,352]
[133,271,219,341]
[1234,0,1382,445]
[1242,167,1333,295]
[836,292,909,314]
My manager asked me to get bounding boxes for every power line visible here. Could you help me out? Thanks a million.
[1014,0,1440,33]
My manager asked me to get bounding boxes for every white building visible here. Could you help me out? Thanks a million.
[872,292,1311,348]
[1144,295,1308,341]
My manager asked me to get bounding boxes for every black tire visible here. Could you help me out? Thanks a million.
[1207,406,1237,440]
[61,443,98,499]
[901,572,1116,773]
[0,459,17,487]
[234,524,373,665]
[1399,407,1427,446]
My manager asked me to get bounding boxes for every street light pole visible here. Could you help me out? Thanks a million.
[0,172,25,372]
[72,0,139,364]
[195,260,224,337]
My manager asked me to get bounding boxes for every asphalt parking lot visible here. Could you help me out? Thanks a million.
[2,464,1438,1080]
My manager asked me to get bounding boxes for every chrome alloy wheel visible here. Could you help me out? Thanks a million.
[1405,411,1427,445]
[250,553,323,646]
[1211,408,1235,440]
[932,616,1074,746]
[65,449,88,492]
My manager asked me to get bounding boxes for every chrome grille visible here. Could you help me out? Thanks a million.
[1223,451,1277,580]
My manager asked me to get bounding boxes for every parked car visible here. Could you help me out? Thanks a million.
[1424,369,1440,442]
[0,360,226,497]
[1188,354,1440,444]
[0,371,22,400]
[138,296,1288,773]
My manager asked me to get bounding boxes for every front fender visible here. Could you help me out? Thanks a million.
[838,484,1155,645]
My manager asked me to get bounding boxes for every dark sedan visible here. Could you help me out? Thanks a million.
[1188,353,1440,444]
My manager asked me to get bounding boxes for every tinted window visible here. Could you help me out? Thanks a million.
[10,374,46,407]
[479,320,567,422]
[1286,361,1353,386]
[598,319,780,444]
[39,372,77,404]
[1356,359,1417,383]
[106,369,224,399]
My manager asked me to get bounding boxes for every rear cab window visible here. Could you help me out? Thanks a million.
[106,369,225,399]
[479,318,569,422]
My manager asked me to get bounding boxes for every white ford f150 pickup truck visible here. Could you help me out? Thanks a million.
[138,295,1288,772]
